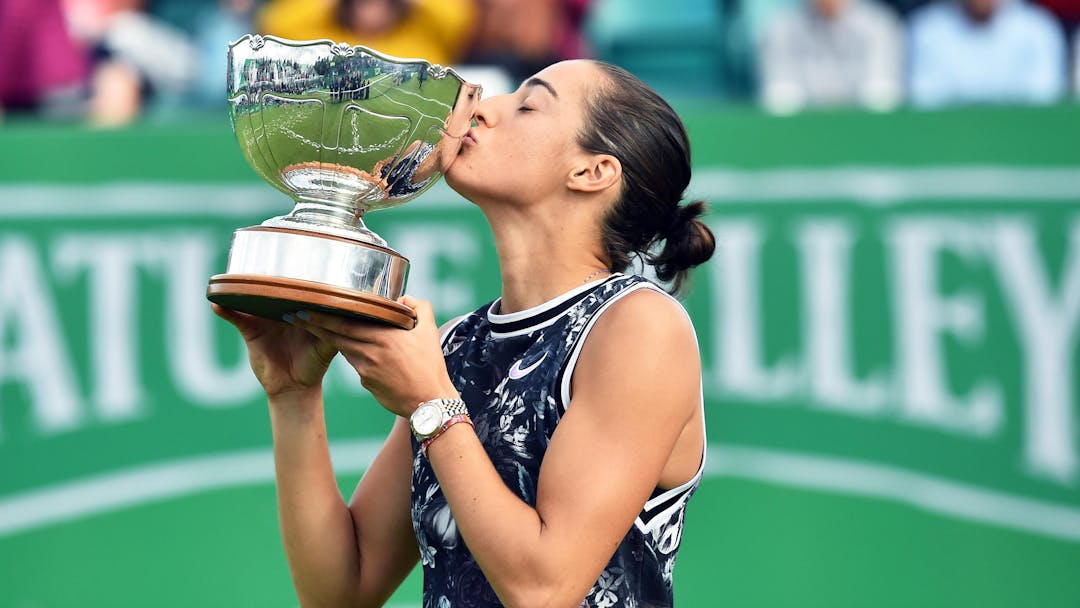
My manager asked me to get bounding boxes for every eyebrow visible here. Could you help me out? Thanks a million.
[524,77,559,99]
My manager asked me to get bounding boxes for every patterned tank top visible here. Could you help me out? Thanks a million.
[410,274,705,608]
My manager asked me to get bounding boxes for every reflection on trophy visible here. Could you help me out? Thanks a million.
[207,34,481,329]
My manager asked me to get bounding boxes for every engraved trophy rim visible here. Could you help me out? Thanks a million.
[228,33,473,84]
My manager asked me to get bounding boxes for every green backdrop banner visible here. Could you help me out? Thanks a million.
[1,105,1078,607]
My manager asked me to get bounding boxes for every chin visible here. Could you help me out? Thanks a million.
[444,168,481,205]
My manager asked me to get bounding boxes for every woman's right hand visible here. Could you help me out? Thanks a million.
[211,303,339,398]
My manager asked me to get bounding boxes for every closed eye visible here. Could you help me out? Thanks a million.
[518,106,534,113]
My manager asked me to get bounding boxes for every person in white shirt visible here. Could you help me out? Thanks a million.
[908,0,1067,108]
[759,0,905,114]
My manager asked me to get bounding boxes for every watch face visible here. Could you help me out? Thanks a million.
[411,403,443,437]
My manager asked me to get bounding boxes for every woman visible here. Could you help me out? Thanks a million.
[213,59,714,607]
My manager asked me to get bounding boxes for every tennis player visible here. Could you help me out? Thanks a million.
[213,59,715,608]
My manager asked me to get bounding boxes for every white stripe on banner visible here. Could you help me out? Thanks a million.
[705,446,1080,542]
[2,166,1080,218]
[687,166,1080,205]
[1,442,1079,542]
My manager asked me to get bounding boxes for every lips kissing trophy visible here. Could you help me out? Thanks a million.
[207,34,481,328]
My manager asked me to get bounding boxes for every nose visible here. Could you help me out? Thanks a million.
[472,100,492,128]
[471,94,506,128]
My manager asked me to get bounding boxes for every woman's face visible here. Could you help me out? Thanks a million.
[446,60,604,208]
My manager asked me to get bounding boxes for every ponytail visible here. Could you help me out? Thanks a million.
[649,200,716,294]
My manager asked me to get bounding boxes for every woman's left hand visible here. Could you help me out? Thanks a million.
[287,296,459,418]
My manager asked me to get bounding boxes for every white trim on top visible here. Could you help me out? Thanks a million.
[486,274,622,339]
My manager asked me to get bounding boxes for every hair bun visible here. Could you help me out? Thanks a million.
[649,200,716,293]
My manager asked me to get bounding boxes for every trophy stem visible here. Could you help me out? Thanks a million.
[272,198,386,246]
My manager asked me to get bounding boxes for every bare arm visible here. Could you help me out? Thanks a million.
[270,390,418,607]
[212,304,418,607]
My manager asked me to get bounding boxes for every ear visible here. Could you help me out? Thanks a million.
[567,154,622,193]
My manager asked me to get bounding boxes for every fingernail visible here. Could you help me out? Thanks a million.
[282,313,295,324]
[297,310,310,321]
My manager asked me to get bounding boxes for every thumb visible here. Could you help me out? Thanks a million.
[398,295,435,328]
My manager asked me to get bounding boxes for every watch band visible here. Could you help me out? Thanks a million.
[421,414,474,458]
[426,398,468,418]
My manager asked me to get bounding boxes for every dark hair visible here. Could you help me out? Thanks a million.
[577,61,715,295]
[336,0,409,31]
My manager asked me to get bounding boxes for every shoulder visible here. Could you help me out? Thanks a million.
[256,0,334,34]
[763,8,806,42]
[438,301,492,345]
[566,284,700,425]
[577,285,700,382]
[854,1,902,29]
[413,0,476,36]
[592,284,693,342]
[1013,2,1064,35]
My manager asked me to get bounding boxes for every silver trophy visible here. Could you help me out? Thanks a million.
[207,34,481,328]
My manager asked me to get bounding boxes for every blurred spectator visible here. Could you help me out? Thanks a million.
[1075,26,1080,96]
[257,0,475,66]
[742,0,800,41]
[466,0,593,83]
[908,0,1066,108]
[759,0,904,114]
[0,0,91,118]
[191,0,259,106]
[1036,0,1080,26]
[66,0,199,125]
[879,0,935,14]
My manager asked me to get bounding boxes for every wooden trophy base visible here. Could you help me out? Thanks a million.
[207,274,417,329]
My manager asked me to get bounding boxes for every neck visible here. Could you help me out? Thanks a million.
[480,202,610,314]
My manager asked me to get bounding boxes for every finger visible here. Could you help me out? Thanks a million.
[313,337,341,369]
[294,310,388,342]
[289,316,339,345]
[291,317,381,365]
[211,303,272,338]
[398,296,435,328]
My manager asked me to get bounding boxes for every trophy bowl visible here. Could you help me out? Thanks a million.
[207,34,481,328]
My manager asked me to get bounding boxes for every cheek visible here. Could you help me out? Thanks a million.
[445,147,537,199]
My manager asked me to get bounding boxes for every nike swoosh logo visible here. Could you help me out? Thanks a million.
[508,353,548,380]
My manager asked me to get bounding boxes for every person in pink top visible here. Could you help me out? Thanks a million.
[0,0,90,115]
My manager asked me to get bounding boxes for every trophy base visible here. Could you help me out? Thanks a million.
[208,274,416,329]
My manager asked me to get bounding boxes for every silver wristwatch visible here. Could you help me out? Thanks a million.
[409,398,468,440]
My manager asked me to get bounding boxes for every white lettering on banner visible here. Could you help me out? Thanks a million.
[707,221,800,398]
[0,237,83,439]
[384,223,482,314]
[52,235,146,422]
[887,219,1003,436]
[797,221,888,414]
[989,220,1080,484]
[150,233,261,405]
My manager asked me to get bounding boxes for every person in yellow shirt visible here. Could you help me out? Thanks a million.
[257,0,476,66]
